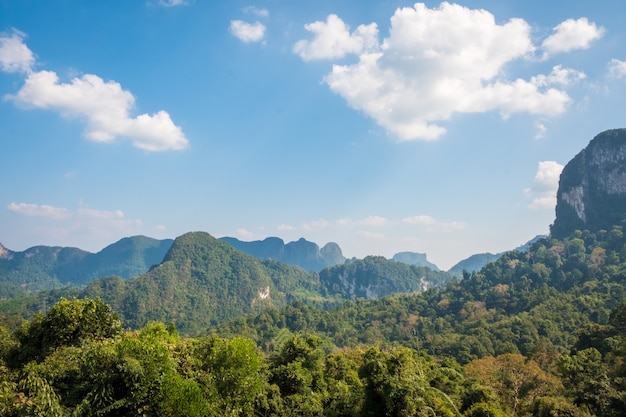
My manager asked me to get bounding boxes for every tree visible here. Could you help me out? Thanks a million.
[10,297,121,366]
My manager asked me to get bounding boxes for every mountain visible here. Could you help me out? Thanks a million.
[81,232,322,333]
[447,235,547,277]
[391,251,440,270]
[220,236,346,271]
[0,236,173,297]
[552,128,626,238]
[319,255,452,300]
[447,252,500,277]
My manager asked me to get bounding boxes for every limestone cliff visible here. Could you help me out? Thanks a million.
[551,128,626,238]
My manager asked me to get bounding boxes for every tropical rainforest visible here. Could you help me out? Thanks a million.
[1,222,626,416]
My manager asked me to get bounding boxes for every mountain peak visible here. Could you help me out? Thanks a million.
[552,128,626,238]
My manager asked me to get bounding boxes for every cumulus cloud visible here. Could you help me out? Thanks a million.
[0,32,188,151]
[0,30,34,73]
[277,223,294,231]
[609,59,626,78]
[541,17,605,57]
[230,20,266,43]
[293,14,379,61]
[295,3,597,141]
[524,161,564,209]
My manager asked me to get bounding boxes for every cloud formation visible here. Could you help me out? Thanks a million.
[0,31,188,151]
[293,14,379,61]
[0,30,34,73]
[525,160,564,209]
[295,3,601,141]
[541,18,605,57]
[8,202,71,220]
[609,59,626,78]
[230,20,266,43]
[402,215,465,232]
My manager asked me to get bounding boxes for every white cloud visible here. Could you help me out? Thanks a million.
[541,18,604,57]
[236,228,255,239]
[531,65,586,87]
[403,215,436,225]
[296,3,596,141]
[293,14,379,61]
[534,121,547,139]
[7,201,143,249]
[158,0,188,7]
[336,218,352,225]
[356,230,385,240]
[0,30,34,73]
[357,215,388,226]
[230,20,266,43]
[277,223,294,231]
[609,59,626,78]
[402,214,464,232]
[243,6,269,18]
[6,70,188,151]
[302,219,330,231]
[8,202,71,220]
[524,160,564,209]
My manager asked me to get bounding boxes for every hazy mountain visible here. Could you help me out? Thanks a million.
[447,235,547,277]
[391,252,440,270]
[220,236,346,271]
[0,236,173,297]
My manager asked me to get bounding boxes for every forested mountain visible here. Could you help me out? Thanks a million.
[319,255,451,300]
[77,232,322,334]
[0,235,453,335]
[0,236,172,298]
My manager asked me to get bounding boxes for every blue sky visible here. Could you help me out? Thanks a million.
[1,0,625,270]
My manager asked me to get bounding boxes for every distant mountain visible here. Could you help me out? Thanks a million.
[391,251,440,270]
[552,128,626,238]
[220,236,346,271]
[320,255,452,300]
[447,252,500,277]
[82,232,321,333]
[447,235,547,277]
[0,236,172,297]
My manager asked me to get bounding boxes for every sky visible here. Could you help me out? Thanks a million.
[1,0,625,270]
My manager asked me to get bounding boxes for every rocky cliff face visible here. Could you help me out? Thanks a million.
[551,128,626,238]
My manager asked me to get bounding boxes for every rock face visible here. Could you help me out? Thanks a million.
[552,129,626,238]
[220,236,346,271]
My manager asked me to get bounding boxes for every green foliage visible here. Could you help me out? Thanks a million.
[10,297,121,366]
